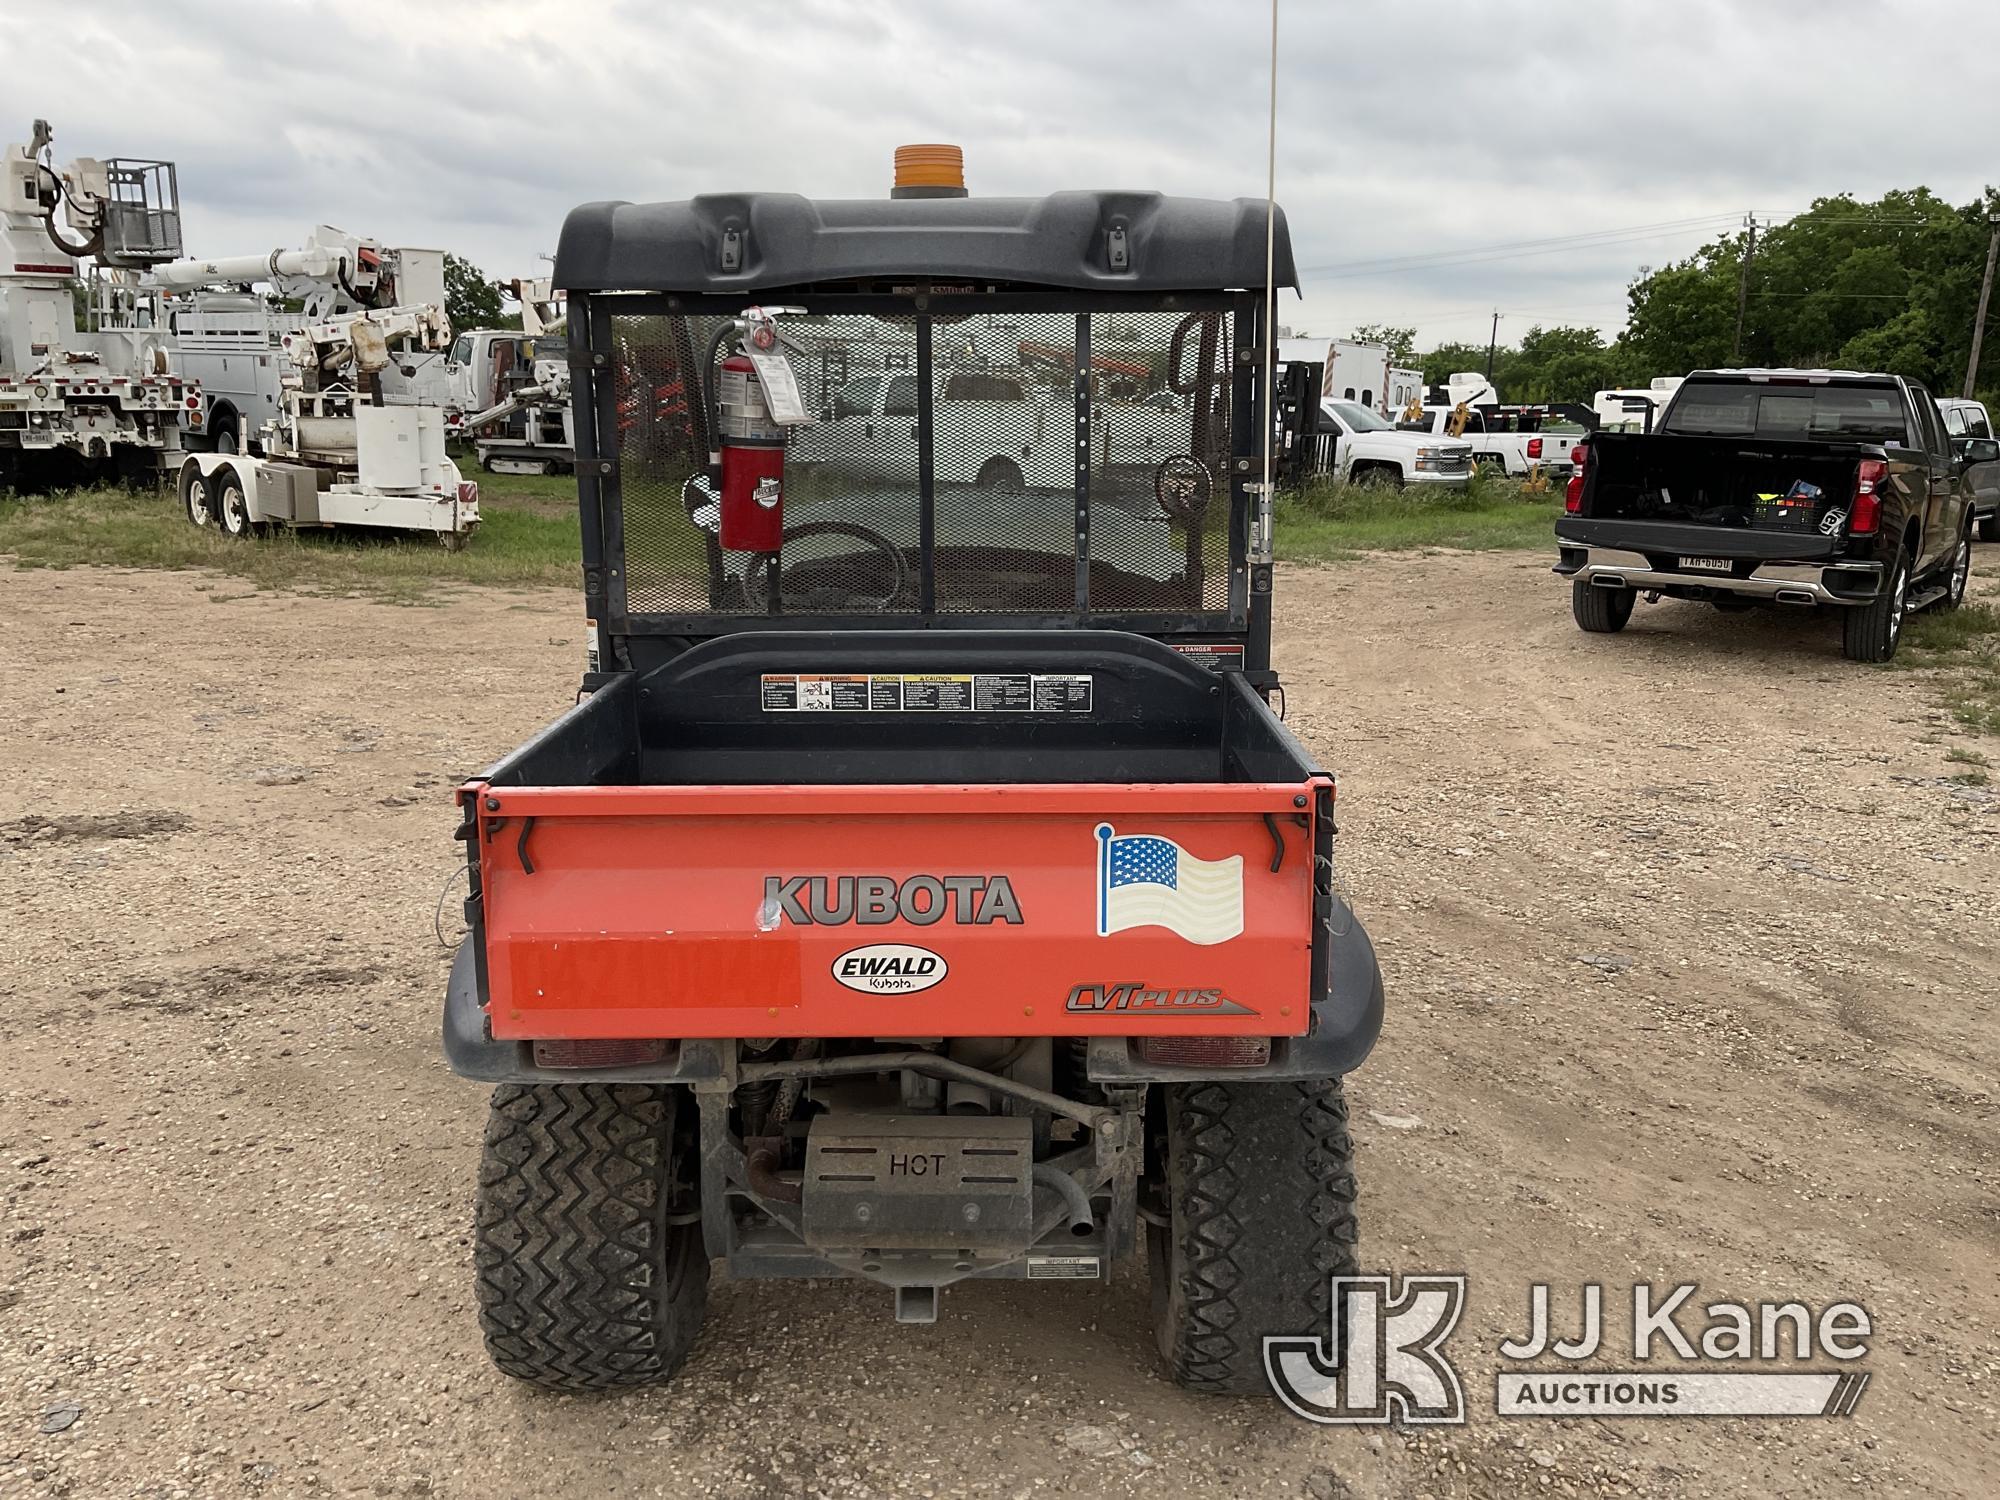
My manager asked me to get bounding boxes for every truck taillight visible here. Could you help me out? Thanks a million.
[1565,443,1589,513]
[1850,459,1886,535]
[1527,437,1543,459]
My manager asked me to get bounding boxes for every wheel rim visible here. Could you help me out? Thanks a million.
[1953,534,1971,601]
[221,484,247,535]
[187,479,213,527]
[1888,564,1906,642]
[215,427,237,455]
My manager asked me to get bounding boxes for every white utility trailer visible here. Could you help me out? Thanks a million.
[174,302,478,543]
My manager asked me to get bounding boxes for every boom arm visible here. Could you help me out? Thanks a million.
[462,369,570,432]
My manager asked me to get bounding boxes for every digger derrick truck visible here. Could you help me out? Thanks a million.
[444,148,1385,1396]
[153,227,460,455]
[0,121,193,491]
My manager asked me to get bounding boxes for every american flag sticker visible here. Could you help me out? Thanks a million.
[1094,824,1245,946]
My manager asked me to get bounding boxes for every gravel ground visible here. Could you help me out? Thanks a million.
[1,554,1995,1498]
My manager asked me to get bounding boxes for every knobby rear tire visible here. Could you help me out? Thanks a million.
[1149,1078,1361,1395]
[474,1083,709,1392]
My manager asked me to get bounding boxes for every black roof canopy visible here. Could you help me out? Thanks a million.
[554,190,1297,295]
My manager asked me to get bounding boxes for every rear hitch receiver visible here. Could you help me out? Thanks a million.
[895,1285,940,1324]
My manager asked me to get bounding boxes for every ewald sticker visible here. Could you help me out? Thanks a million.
[1094,824,1244,945]
[831,944,949,994]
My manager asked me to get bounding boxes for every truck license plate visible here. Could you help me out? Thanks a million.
[1680,557,1735,573]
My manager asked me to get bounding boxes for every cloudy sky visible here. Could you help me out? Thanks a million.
[19,0,2000,350]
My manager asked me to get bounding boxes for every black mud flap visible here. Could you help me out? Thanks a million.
[1084,894,1384,1084]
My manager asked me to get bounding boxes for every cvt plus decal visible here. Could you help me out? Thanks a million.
[765,874,1023,926]
[1065,982,1257,1016]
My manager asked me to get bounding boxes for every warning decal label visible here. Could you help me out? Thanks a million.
[761,673,1093,714]
[1026,1255,1102,1280]
[1169,642,1246,672]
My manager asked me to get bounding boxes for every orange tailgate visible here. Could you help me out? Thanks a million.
[468,781,1324,1039]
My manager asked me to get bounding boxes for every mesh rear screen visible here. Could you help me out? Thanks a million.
[599,302,1241,621]
[1088,310,1232,613]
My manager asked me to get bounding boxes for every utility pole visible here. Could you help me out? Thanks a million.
[1965,214,2000,399]
[1485,310,1501,379]
[1732,213,1757,364]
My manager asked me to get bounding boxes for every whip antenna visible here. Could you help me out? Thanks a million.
[1258,0,1280,556]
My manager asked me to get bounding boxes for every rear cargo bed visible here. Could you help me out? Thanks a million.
[1579,432,1866,535]
[463,632,1331,1042]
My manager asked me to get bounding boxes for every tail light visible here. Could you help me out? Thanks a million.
[1136,1036,1272,1068]
[1527,437,1543,459]
[532,1038,669,1069]
[1565,443,1589,513]
[1849,459,1886,535]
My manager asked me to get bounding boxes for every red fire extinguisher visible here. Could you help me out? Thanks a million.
[717,335,787,553]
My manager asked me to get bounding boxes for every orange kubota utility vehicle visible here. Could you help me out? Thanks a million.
[444,147,1384,1395]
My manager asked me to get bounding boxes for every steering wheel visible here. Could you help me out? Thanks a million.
[740,521,911,612]
[1154,455,1215,526]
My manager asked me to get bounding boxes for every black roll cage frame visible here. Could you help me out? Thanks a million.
[565,286,1279,686]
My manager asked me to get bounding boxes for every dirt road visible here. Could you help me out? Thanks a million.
[3,555,1995,1498]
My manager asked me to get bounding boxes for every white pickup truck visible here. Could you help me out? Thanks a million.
[1315,398,1472,487]
[1396,404,1584,480]
[790,369,1189,489]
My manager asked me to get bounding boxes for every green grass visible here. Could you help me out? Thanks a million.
[2,462,1564,604]
[1276,468,1561,562]
[1901,601,2000,736]
[0,485,582,604]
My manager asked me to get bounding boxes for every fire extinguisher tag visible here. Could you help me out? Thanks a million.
[747,346,810,426]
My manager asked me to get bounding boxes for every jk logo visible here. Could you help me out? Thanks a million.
[1264,1275,1468,1425]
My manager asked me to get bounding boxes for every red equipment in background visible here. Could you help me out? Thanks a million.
[717,343,787,553]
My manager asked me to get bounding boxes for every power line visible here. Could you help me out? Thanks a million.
[1303,210,1949,285]
[1298,214,1741,279]
[1299,213,1738,273]
[1306,225,1743,279]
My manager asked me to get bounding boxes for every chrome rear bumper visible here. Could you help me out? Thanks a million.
[1553,547,1883,606]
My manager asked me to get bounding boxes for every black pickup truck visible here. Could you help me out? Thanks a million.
[1555,370,1992,661]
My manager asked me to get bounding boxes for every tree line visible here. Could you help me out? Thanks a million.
[1345,187,2000,406]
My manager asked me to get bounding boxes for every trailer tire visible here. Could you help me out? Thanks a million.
[1148,1078,1360,1395]
[1841,546,1907,663]
[1571,580,1634,633]
[210,413,240,456]
[215,466,255,538]
[474,1083,708,1392]
[183,469,215,529]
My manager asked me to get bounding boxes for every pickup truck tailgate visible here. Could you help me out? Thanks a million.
[466,782,1321,1040]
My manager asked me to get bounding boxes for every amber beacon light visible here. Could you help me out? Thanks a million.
[890,143,968,199]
